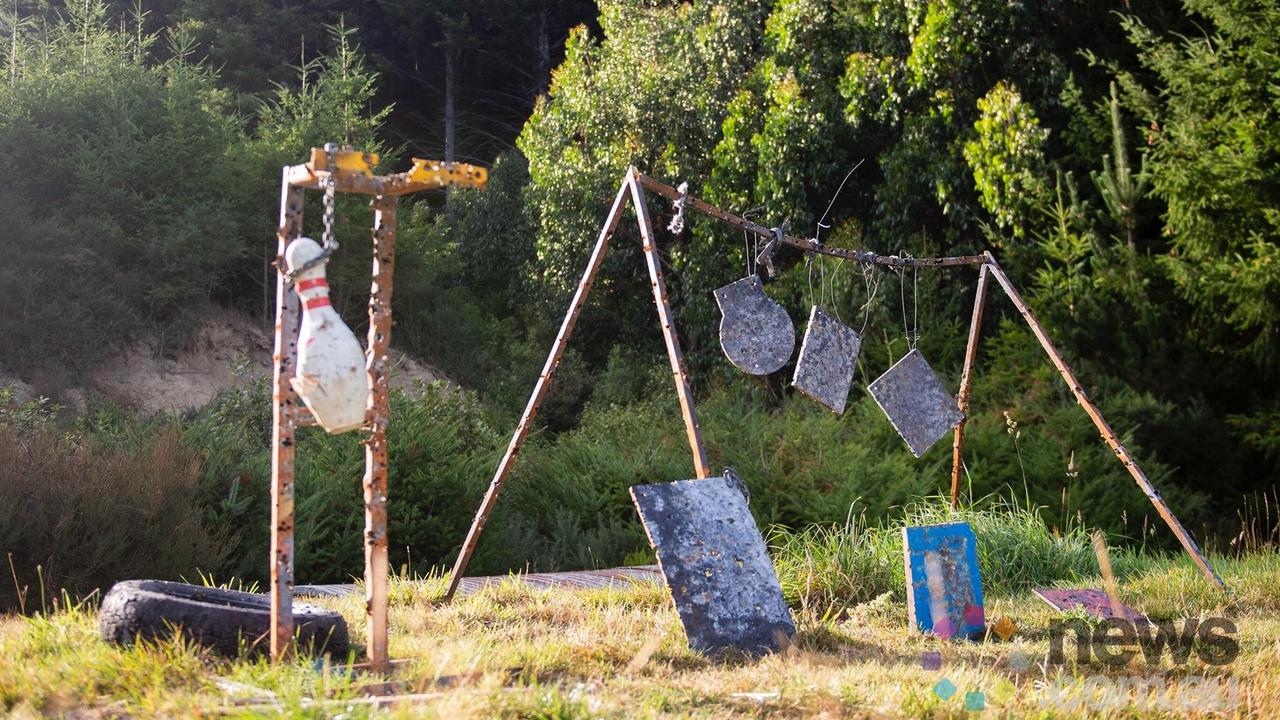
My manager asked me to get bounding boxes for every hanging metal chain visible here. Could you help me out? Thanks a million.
[320,148,338,253]
[286,143,341,284]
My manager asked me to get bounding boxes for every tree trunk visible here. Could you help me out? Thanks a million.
[444,46,456,163]
[536,7,551,98]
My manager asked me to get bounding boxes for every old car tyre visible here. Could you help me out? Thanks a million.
[98,580,349,658]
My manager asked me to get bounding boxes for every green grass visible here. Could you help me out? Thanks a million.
[2,535,1277,718]
[770,495,1111,613]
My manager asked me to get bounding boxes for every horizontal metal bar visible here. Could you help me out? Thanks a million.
[633,172,987,268]
[295,407,318,428]
[284,165,478,197]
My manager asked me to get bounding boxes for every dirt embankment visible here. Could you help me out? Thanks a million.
[9,307,452,415]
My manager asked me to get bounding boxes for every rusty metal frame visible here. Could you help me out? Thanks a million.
[362,196,396,667]
[445,168,710,600]
[271,154,484,668]
[270,171,304,661]
[982,255,1224,588]
[950,263,990,507]
[445,169,1225,593]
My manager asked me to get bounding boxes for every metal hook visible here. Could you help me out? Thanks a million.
[667,181,689,235]
[755,220,789,278]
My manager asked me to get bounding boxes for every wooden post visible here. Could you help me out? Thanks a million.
[628,170,710,478]
[951,263,990,507]
[270,173,304,661]
[985,256,1225,589]
[444,180,633,601]
[363,195,396,668]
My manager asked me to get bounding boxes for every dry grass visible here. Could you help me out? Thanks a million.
[0,424,232,612]
[1,551,1278,718]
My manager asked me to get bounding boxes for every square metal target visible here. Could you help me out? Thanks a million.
[631,475,795,655]
[868,349,964,457]
[792,307,862,414]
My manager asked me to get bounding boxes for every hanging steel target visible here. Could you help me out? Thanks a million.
[868,349,964,458]
[714,275,795,375]
[792,307,861,414]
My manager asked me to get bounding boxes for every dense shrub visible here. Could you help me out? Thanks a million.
[0,351,1220,610]
[0,4,246,375]
[183,380,505,585]
[0,397,231,612]
[473,355,1211,573]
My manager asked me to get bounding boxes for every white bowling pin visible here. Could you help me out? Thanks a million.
[285,237,368,434]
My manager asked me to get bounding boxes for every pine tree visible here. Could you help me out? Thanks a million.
[1091,82,1149,250]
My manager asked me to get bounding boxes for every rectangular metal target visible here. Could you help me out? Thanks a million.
[868,349,964,458]
[792,306,861,414]
[903,522,985,639]
[630,475,795,655]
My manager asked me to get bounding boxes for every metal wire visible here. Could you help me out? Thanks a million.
[814,159,865,243]
[896,252,919,350]
[858,263,882,335]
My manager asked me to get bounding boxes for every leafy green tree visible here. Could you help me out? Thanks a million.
[245,19,394,322]
[963,81,1050,239]
[1091,82,1149,249]
[518,0,770,362]
[169,0,343,104]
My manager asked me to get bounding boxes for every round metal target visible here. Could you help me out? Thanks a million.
[714,275,795,375]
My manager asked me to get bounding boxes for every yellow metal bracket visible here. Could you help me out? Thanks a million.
[287,148,488,196]
[307,147,379,177]
[408,158,488,189]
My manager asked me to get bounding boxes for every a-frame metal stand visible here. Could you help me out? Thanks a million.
[271,149,487,667]
[444,169,711,600]
[445,168,1226,595]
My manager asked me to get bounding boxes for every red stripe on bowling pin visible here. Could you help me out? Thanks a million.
[296,277,329,311]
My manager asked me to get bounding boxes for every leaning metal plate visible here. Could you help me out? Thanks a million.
[792,306,862,414]
[714,275,795,375]
[867,348,964,457]
[1033,588,1148,624]
[630,476,795,655]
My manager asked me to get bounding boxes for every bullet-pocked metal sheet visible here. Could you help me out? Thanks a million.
[868,349,964,457]
[714,276,795,375]
[792,307,861,414]
[631,476,795,655]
